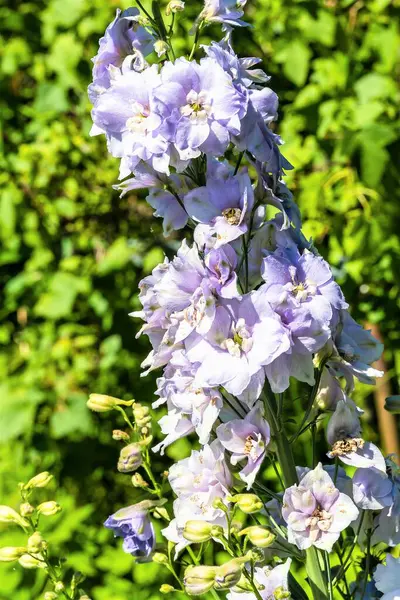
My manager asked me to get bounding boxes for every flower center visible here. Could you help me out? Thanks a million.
[126,101,150,133]
[221,318,253,357]
[244,434,264,459]
[222,207,242,226]
[330,437,364,457]
[285,265,317,302]
[181,90,211,122]
[306,506,333,532]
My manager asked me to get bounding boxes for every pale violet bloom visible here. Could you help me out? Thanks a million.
[282,463,359,551]
[352,468,393,511]
[373,555,400,600]
[88,7,154,105]
[227,559,292,600]
[217,403,270,488]
[91,64,173,176]
[200,0,249,29]
[113,164,191,235]
[104,504,155,560]
[186,289,290,397]
[153,351,223,450]
[373,458,400,547]
[163,440,232,557]
[153,57,247,162]
[204,39,270,88]
[184,159,255,248]
[329,311,384,388]
[326,399,362,446]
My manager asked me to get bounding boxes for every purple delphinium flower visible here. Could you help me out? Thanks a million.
[113,164,191,235]
[261,248,348,315]
[152,350,223,450]
[282,463,358,551]
[185,289,290,397]
[373,555,400,600]
[205,245,239,298]
[352,467,393,511]
[163,440,232,557]
[217,403,270,488]
[227,559,292,600]
[373,458,400,547]
[329,311,384,388]
[153,57,247,162]
[91,64,173,176]
[104,504,155,560]
[204,39,270,88]
[184,159,255,248]
[88,8,154,105]
[200,0,249,29]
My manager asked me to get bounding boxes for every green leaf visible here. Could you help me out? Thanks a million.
[34,272,90,319]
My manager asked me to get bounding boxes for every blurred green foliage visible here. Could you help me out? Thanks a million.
[0,0,399,598]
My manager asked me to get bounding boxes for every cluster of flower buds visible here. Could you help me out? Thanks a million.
[0,472,91,599]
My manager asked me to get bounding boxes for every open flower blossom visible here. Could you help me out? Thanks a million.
[88,7,154,105]
[104,504,155,560]
[373,555,400,600]
[227,559,292,600]
[282,463,359,551]
[352,467,393,511]
[200,0,249,29]
[217,403,270,488]
[163,441,232,557]
[373,458,400,547]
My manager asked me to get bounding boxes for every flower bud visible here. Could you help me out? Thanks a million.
[0,547,27,562]
[326,399,361,445]
[184,565,217,595]
[214,559,244,590]
[87,394,134,413]
[153,552,169,564]
[212,497,228,512]
[231,575,254,593]
[54,582,64,593]
[166,0,185,16]
[25,472,53,490]
[117,443,143,473]
[27,532,46,554]
[239,526,276,548]
[131,473,148,488]
[133,404,150,426]
[37,501,62,516]
[0,505,30,529]
[274,587,291,599]
[245,548,264,564]
[112,430,130,442]
[44,593,58,600]
[384,395,400,414]
[183,521,223,543]
[18,553,45,569]
[20,503,35,517]
[154,40,169,58]
[160,584,175,594]
[228,494,263,514]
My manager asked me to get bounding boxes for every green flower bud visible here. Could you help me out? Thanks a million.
[166,0,185,16]
[214,558,245,590]
[133,404,150,426]
[27,532,46,554]
[152,552,169,564]
[245,548,264,564]
[0,547,27,562]
[184,565,217,595]
[228,494,263,514]
[154,40,169,58]
[212,497,228,512]
[384,395,400,414]
[37,501,62,516]
[44,593,58,600]
[183,520,224,542]
[25,472,53,490]
[231,575,254,593]
[0,505,30,529]
[18,553,45,569]
[274,587,291,599]
[20,503,35,517]
[87,394,134,413]
[112,430,130,442]
[239,526,276,548]
[160,584,175,594]
[54,582,65,593]
[117,443,143,473]
[131,473,148,488]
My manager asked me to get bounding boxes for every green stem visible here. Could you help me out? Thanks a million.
[189,22,203,60]
[115,406,135,432]
[360,528,372,599]
[262,383,328,600]
[324,551,333,600]
[333,511,365,586]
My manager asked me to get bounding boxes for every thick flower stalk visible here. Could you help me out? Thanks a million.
[88,2,399,599]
